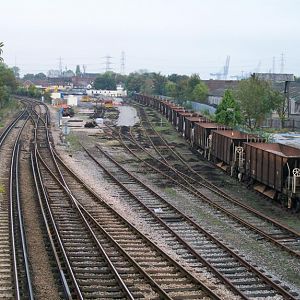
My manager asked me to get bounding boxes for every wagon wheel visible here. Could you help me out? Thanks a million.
[292,168,300,177]
[235,146,243,154]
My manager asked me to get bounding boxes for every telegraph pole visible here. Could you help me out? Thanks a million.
[120,51,125,74]
[58,57,63,76]
[104,55,112,72]
[280,53,284,73]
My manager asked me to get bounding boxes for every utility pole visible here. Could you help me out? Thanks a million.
[272,56,276,73]
[104,55,112,72]
[58,57,63,76]
[120,51,125,75]
[280,53,284,73]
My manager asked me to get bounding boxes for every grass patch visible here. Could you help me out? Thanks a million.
[103,140,120,146]
[0,184,5,194]
[164,187,177,196]
[0,98,22,126]
[65,133,82,151]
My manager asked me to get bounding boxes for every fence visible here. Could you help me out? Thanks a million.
[262,118,300,130]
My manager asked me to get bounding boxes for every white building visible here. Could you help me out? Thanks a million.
[66,95,78,106]
[87,84,127,97]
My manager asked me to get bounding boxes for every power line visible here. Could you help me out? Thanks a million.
[102,55,113,72]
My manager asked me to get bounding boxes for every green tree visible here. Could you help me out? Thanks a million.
[34,72,47,80]
[27,84,42,98]
[185,74,201,98]
[125,72,146,92]
[0,63,17,90]
[141,78,154,94]
[62,70,75,78]
[0,42,4,62]
[23,73,35,81]
[236,77,275,130]
[0,63,17,108]
[151,72,166,95]
[215,90,241,126]
[165,81,177,97]
[270,90,287,128]
[0,85,10,108]
[168,74,189,84]
[93,72,116,90]
[176,78,189,100]
[12,66,20,79]
[191,82,209,103]
[75,65,81,76]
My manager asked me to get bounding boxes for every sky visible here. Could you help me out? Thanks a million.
[1,0,300,78]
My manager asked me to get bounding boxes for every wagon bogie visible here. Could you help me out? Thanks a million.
[244,143,300,210]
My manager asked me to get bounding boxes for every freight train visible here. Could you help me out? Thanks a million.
[134,93,300,212]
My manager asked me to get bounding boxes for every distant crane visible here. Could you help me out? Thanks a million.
[210,55,230,80]
[231,61,260,80]
[254,60,261,73]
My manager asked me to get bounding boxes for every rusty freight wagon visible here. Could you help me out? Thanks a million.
[161,101,173,117]
[159,100,168,115]
[194,122,223,157]
[184,115,207,142]
[165,103,177,120]
[211,130,262,174]
[134,93,142,104]
[177,111,193,134]
[151,96,161,109]
[170,107,185,126]
[244,143,300,210]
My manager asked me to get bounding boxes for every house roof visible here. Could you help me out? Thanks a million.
[272,81,300,102]
[203,80,239,97]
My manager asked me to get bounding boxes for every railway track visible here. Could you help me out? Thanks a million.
[0,103,34,299]
[81,143,298,299]
[116,104,300,259]
[32,106,221,299]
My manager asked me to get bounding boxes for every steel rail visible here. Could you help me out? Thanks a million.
[136,102,300,236]
[30,152,74,300]
[36,149,151,300]
[33,104,136,299]
[139,104,300,236]
[7,112,33,299]
[135,117,300,258]
[83,145,248,299]
[0,108,28,147]
[111,113,300,259]
[15,143,34,299]
[52,149,223,300]
[90,144,298,300]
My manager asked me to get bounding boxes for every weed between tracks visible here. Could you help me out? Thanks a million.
[0,98,21,128]
[65,133,81,152]
[0,184,5,193]
[164,187,177,197]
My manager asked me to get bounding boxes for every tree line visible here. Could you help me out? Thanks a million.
[0,40,289,131]
[215,76,286,130]
[94,71,287,131]
[0,62,17,109]
[93,71,209,103]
